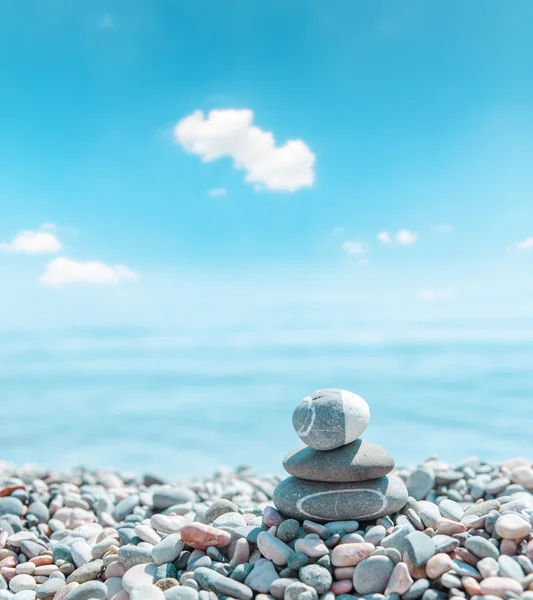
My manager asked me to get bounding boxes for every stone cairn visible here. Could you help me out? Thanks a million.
[273,388,408,522]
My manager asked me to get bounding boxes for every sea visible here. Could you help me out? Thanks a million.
[1,323,532,479]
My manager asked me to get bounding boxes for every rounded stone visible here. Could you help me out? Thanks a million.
[273,476,408,523]
[292,389,370,451]
[353,556,394,595]
[494,514,532,539]
[283,439,394,483]
[298,564,332,594]
[65,581,107,600]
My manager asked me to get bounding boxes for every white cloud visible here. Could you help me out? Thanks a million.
[419,288,450,301]
[377,231,392,244]
[174,109,315,192]
[516,237,533,251]
[342,241,367,255]
[396,229,418,245]
[208,188,228,197]
[40,258,139,286]
[433,224,452,234]
[0,229,63,254]
[99,13,114,29]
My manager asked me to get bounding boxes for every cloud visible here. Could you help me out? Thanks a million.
[516,237,533,251]
[174,109,315,192]
[396,229,418,245]
[342,241,367,255]
[208,188,228,197]
[99,13,114,29]
[0,229,62,254]
[40,258,139,286]
[419,288,450,301]
[358,258,370,265]
[377,231,392,244]
[39,223,57,231]
[433,224,452,234]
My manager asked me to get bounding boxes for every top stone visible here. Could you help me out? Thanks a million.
[292,388,370,451]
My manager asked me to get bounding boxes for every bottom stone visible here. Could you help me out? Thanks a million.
[273,475,408,522]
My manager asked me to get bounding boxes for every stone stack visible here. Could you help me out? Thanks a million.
[273,388,408,522]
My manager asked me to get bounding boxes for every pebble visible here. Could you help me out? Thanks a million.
[465,535,500,559]
[283,440,394,483]
[494,513,532,539]
[194,566,253,600]
[298,564,332,594]
[292,388,370,451]
[405,532,435,567]
[0,453,531,600]
[408,470,435,501]
[180,524,232,550]
[353,556,394,595]
[273,476,408,522]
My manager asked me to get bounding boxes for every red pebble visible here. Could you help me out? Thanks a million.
[180,523,231,550]
[0,485,25,497]
[331,580,353,595]
[263,506,284,528]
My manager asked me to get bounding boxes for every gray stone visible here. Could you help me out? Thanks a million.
[35,578,65,598]
[153,534,185,566]
[292,389,369,451]
[118,544,154,569]
[244,559,278,593]
[273,476,408,523]
[153,487,196,510]
[201,500,239,525]
[65,580,107,600]
[407,470,435,501]
[212,512,247,528]
[380,526,412,554]
[277,520,300,543]
[287,553,309,570]
[497,555,524,581]
[26,501,49,524]
[353,556,394,595]
[403,579,430,600]
[449,560,481,580]
[283,440,394,483]
[194,567,253,600]
[113,494,140,521]
[465,536,500,559]
[405,532,435,567]
[0,497,24,517]
[298,565,332,594]
[284,581,318,600]
[437,499,463,522]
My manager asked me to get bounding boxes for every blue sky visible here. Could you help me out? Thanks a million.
[1,0,533,331]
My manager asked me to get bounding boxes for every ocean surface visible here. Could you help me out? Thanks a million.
[1,324,532,479]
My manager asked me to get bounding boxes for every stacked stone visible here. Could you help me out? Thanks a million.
[273,388,408,522]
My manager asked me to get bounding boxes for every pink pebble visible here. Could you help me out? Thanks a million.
[480,576,523,597]
[500,539,518,555]
[180,523,231,550]
[263,506,284,528]
[334,567,355,579]
[462,576,481,596]
[436,517,467,535]
[105,560,126,578]
[331,580,353,595]
[331,543,374,567]
[385,562,413,595]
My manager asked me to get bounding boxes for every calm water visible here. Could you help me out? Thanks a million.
[1,326,532,478]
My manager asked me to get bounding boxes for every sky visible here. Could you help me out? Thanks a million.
[1,0,533,333]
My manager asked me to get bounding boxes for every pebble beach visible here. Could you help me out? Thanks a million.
[1,456,533,600]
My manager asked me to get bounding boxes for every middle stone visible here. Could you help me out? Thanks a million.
[283,439,395,482]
